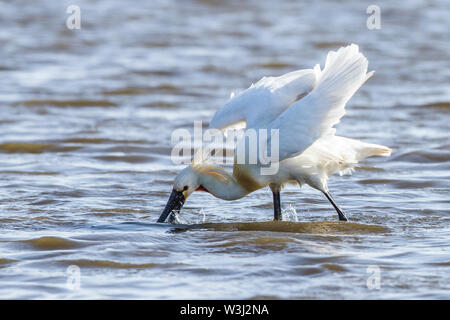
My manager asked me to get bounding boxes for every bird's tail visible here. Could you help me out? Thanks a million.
[355,141,392,159]
[304,136,391,178]
[336,138,392,176]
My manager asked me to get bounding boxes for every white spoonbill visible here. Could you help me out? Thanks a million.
[158,44,391,223]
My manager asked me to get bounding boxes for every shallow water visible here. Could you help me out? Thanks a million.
[0,0,449,299]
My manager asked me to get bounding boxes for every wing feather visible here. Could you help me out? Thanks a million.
[267,44,374,161]
[209,69,316,130]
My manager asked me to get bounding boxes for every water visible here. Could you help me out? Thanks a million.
[0,0,449,299]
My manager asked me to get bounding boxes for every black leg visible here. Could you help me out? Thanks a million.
[324,192,348,221]
[272,190,282,221]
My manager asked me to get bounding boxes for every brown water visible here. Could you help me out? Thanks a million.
[0,0,449,299]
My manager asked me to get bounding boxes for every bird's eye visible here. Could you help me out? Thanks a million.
[183,186,188,191]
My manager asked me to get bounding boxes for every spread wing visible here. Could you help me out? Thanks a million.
[266,44,374,162]
[209,69,316,130]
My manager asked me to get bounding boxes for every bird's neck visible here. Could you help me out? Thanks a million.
[197,165,252,201]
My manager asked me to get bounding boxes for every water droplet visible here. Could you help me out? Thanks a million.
[282,204,298,222]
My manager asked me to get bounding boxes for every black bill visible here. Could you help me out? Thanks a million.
[157,189,186,223]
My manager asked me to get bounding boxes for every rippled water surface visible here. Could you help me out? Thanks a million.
[0,0,449,299]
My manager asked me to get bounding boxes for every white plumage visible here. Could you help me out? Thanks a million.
[158,44,391,223]
[209,44,390,191]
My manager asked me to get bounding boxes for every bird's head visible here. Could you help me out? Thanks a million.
[157,166,204,223]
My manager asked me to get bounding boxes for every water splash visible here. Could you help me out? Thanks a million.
[170,211,188,225]
[282,204,299,222]
[170,209,206,225]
